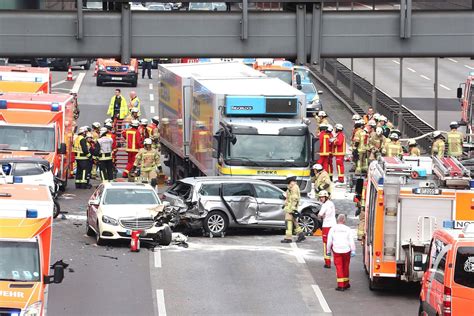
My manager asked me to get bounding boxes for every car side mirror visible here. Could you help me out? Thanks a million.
[44,260,68,284]
[279,194,286,200]
[457,87,463,99]
[295,73,302,90]
[88,199,100,206]
[58,143,67,155]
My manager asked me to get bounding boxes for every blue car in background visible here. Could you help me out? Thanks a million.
[302,82,323,117]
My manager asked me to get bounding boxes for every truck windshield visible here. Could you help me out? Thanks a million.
[0,125,55,152]
[226,134,309,166]
[262,70,292,85]
[0,241,40,282]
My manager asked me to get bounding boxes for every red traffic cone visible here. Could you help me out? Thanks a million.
[66,66,73,81]
[93,63,98,77]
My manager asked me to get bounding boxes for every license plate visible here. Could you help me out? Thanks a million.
[126,229,132,236]
[111,77,123,81]
[413,187,442,195]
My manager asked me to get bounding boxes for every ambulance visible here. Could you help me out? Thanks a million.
[0,184,66,315]
[0,65,51,94]
[418,224,474,316]
[362,156,474,290]
[0,93,77,190]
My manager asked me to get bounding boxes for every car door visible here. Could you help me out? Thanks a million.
[426,238,450,315]
[221,183,258,225]
[253,183,285,224]
[88,185,103,230]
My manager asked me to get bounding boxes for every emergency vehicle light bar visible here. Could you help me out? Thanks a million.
[0,208,38,218]
[51,102,60,112]
[0,100,7,109]
[443,220,454,229]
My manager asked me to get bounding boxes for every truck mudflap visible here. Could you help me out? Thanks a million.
[399,242,430,282]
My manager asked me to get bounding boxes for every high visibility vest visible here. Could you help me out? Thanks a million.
[74,135,90,160]
[319,132,331,156]
[134,148,160,171]
[143,58,153,62]
[409,147,421,157]
[122,128,142,152]
[314,171,333,194]
[432,139,445,158]
[97,137,113,160]
[447,131,463,157]
[130,96,141,116]
[72,134,80,153]
[107,96,128,119]
[351,128,362,150]
[384,142,402,157]
[333,132,346,156]
[357,131,369,153]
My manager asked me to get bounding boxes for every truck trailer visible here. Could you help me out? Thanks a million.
[159,62,313,192]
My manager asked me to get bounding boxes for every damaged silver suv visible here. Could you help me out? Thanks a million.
[162,177,321,236]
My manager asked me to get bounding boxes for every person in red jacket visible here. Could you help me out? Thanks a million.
[318,124,332,173]
[121,119,142,178]
[332,123,346,183]
[138,118,149,141]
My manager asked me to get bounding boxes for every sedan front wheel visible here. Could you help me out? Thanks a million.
[297,212,319,235]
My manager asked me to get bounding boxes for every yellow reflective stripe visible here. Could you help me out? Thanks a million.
[217,165,311,177]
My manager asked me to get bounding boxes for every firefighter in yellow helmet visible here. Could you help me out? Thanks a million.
[281,176,305,244]
[431,131,445,158]
[447,121,464,158]
[382,133,403,157]
[408,139,421,157]
[313,163,333,196]
[133,138,162,187]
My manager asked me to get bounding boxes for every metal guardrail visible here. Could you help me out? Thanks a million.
[318,59,435,152]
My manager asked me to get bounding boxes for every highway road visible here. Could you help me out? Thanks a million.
[44,65,419,316]
[338,57,474,131]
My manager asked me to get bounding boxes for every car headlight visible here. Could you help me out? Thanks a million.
[102,215,118,226]
[24,301,42,316]
[98,65,105,71]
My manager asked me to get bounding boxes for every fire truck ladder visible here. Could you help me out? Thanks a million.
[113,119,128,174]
[432,156,471,188]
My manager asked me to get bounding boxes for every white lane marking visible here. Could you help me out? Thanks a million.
[290,242,306,263]
[465,65,474,70]
[150,93,155,101]
[312,285,332,314]
[448,58,458,63]
[420,75,431,81]
[440,84,451,91]
[149,83,153,90]
[407,67,416,73]
[63,214,87,221]
[51,75,77,87]
[392,60,400,65]
[150,106,155,114]
[156,289,167,316]
[71,72,86,94]
[154,249,162,268]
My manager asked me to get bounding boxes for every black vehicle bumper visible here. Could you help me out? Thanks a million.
[97,71,137,83]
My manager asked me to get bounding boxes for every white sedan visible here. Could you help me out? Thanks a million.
[86,182,172,246]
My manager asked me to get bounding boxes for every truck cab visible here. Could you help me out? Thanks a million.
[0,65,51,94]
[419,224,474,316]
[0,93,77,190]
[0,184,66,315]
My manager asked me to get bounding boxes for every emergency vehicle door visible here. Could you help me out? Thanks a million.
[221,183,258,224]
[424,238,450,314]
[253,183,285,225]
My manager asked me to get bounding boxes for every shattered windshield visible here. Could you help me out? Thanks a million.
[0,241,40,282]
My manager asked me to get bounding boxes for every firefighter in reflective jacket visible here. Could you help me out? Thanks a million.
[107,89,129,120]
[318,125,332,173]
[431,131,445,158]
[133,138,162,187]
[281,176,305,244]
[316,111,329,134]
[313,164,333,196]
[368,127,385,164]
[332,124,346,183]
[94,127,114,182]
[121,120,143,178]
[90,122,101,179]
[138,118,149,140]
[382,133,403,157]
[408,139,421,156]
[447,121,463,157]
[129,91,141,116]
[104,122,117,165]
[355,126,370,175]
[351,120,363,172]
[147,116,161,151]
[74,126,92,189]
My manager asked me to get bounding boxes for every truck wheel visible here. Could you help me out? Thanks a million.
[158,225,172,246]
[418,302,424,316]
[369,276,379,291]
[53,200,61,219]
[96,78,103,86]
[204,211,228,236]
[84,60,91,70]
[59,178,67,192]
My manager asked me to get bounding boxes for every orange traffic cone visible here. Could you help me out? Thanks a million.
[93,63,98,77]
[313,228,322,236]
[66,66,73,81]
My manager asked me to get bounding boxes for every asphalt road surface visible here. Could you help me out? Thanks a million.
[46,64,420,315]
[338,57,474,131]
